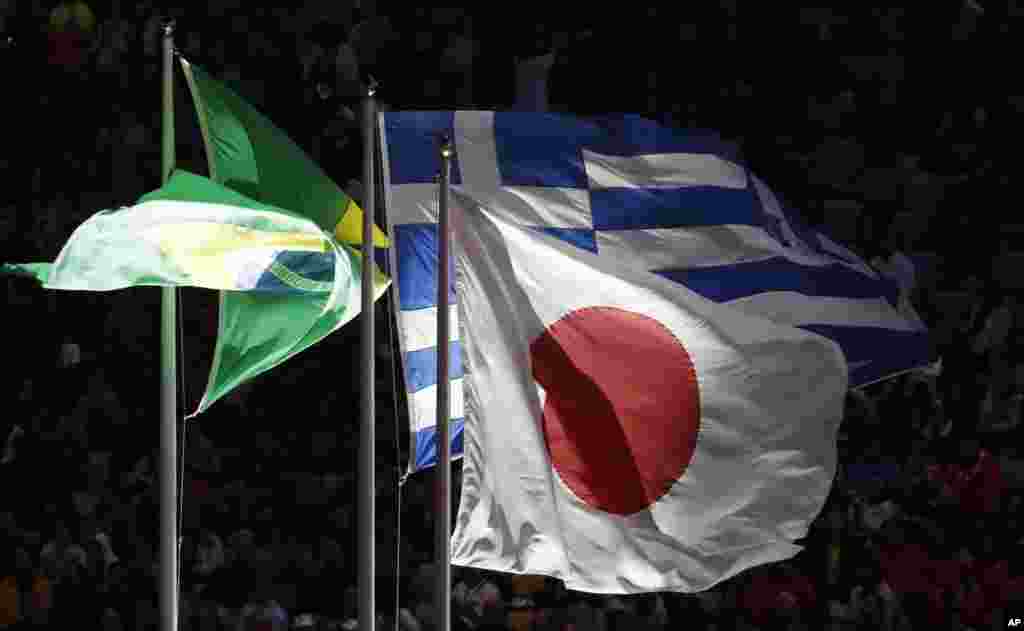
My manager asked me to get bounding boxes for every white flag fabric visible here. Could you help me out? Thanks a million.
[449,189,848,594]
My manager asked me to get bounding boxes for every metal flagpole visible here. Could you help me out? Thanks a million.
[159,19,179,631]
[359,79,379,631]
[434,136,453,631]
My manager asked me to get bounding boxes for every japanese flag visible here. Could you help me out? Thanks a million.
[449,189,848,593]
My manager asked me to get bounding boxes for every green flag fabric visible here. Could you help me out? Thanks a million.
[4,170,390,417]
[179,58,389,247]
[180,59,390,416]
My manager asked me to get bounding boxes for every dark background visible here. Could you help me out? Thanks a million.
[2,1,1024,630]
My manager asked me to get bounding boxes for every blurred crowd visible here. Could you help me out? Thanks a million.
[3,0,1024,629]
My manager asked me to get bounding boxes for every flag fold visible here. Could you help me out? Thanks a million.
[180,58,391,415]
[3,170,390,417]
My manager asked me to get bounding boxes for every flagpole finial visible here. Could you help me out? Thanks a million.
[163,18,176,37]
[366,76,378,98]
[439,134,452,159]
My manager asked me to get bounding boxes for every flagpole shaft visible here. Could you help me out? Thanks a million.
[435,137,453,631]
[159,20,178,631]
[359,81,378,631]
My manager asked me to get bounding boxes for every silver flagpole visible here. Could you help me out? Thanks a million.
[359,79,379,631]
[434,136,453,631]
[159,19,179,631]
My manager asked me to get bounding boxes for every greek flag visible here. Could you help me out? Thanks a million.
[380,111,931,473]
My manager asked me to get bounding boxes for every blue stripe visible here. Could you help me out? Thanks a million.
[590,186,765,232]
[404,341,463,394]
[533,227,598,253]
[492,113,739,188]
[800,324,934,388]
[383,112,463,185]
[394,224,456,311]
[655,258,899,304]
[414,419,465,472]
[492,112,602,188]
[584,117,740,158]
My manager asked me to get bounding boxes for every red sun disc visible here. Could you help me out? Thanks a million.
[530,306,701,515]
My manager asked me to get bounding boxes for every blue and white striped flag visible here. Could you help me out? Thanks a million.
[380,111,931,474]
